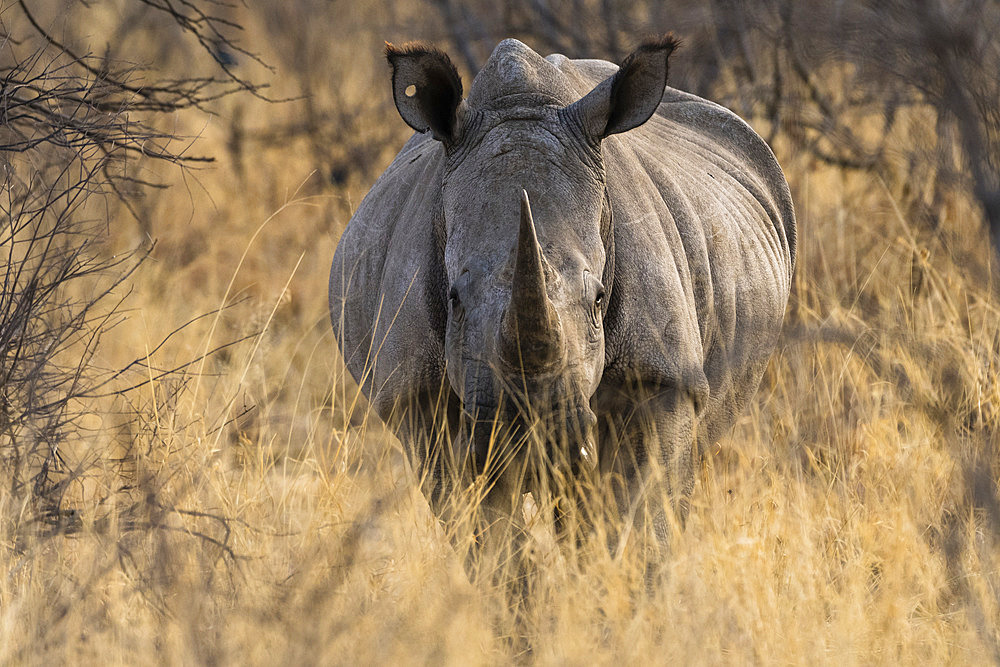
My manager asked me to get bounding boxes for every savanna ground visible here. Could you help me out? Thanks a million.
[3,1,1000,663]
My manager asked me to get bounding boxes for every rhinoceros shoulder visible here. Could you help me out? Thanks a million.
[329,132,449,413]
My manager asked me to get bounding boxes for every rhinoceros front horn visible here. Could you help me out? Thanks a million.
[500,190,561,369]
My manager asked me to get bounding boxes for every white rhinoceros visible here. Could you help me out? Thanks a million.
[330,37,795,544]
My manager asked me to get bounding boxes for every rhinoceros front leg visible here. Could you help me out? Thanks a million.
[385,389,468,524]
[598,384,699,559]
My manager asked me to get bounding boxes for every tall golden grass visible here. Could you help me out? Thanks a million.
[2,3,999,664]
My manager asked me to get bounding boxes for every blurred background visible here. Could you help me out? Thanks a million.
[3,0,1000,662]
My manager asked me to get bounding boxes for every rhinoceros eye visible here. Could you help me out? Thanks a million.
[449,286,464,323]
[591,289,606,326]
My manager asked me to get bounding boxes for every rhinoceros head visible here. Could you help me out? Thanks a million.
[385,37,677,468]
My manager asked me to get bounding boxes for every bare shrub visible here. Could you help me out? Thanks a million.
[0,0,268,535]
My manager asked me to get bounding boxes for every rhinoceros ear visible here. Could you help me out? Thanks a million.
[385,41,464,144]
[567,35,679,140]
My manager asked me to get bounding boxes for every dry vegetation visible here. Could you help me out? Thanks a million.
[2,1,999,663]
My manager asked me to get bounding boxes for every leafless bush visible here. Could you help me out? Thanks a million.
[1,143,137,524]
[4,0,274,228]
[0,1,268,534]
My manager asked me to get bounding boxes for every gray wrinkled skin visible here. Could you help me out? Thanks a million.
[330,39,795,544]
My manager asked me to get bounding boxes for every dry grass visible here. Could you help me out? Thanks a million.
[2,4,1000,665]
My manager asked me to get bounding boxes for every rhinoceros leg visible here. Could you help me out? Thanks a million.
[385,388,468,523]
[598,384,699,560]
[392,389,530,574]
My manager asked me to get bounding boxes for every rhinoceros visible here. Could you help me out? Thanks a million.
[330,36,795,546]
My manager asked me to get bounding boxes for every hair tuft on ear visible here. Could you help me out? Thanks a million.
[384,41,460,70]
[612,34,680,92]
[624,34,681,63]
